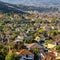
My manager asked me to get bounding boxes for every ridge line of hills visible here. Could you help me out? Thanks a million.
[0,1,59,14]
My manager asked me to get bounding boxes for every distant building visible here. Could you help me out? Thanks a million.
[13,14,20,18]
[0,14,4,18]
[15,35,24,42]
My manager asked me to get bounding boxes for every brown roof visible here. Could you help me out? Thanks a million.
[45,52,55,60]
[13,14,20,18]
[27,43,42,49]
[56,50,60,53]
[0,14,4,18]
[49,49,60,52]
[54,34,60,41]
[18,49,33,56]
[56,59,60,60]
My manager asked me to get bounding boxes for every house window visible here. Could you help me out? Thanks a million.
[26,55,28,58]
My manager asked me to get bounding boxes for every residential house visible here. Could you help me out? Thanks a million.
[44,43,56,50]
[13,14,20,18]
[34,36,41,42]
[48,50,60,60]
[54,34,60,41]
[15,35,24,43]
[27,43,42,50]
[34,34,45,46]
[17,49,34,60]
[54,50,60,60]
[25,34,32,40]
[15,27,22,31]
[38,50,56,60]
[0,14,4,18]
[9,49,34,60]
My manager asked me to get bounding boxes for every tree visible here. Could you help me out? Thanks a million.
[37,28,45,34]
[52,30,59,36]
[0,44,8,60]
[33,48,39,60]
[5,53,16,60]
[45,39,53,44]
[56,45,60,50]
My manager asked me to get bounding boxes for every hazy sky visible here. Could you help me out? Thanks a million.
[0,0,50,3]
[0,0,60,5]
[0,0,28,4]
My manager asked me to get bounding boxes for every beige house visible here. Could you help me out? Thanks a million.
[34,36,40,42]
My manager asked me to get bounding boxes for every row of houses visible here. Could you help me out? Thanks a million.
[9,33,60,60]
[9,41,60,60]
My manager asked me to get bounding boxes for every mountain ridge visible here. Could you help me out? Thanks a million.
[1,0,60,6]
[0,1,59,13]
[0,1,25,14]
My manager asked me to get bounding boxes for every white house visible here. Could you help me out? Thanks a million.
[15,35,24,42]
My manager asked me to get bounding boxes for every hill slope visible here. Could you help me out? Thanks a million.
[0,1,25,13]
[0,1,59,13]
[1,0,60,5]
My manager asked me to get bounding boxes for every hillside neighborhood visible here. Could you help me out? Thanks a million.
[0,0,60,60]
[0,10,60,60]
